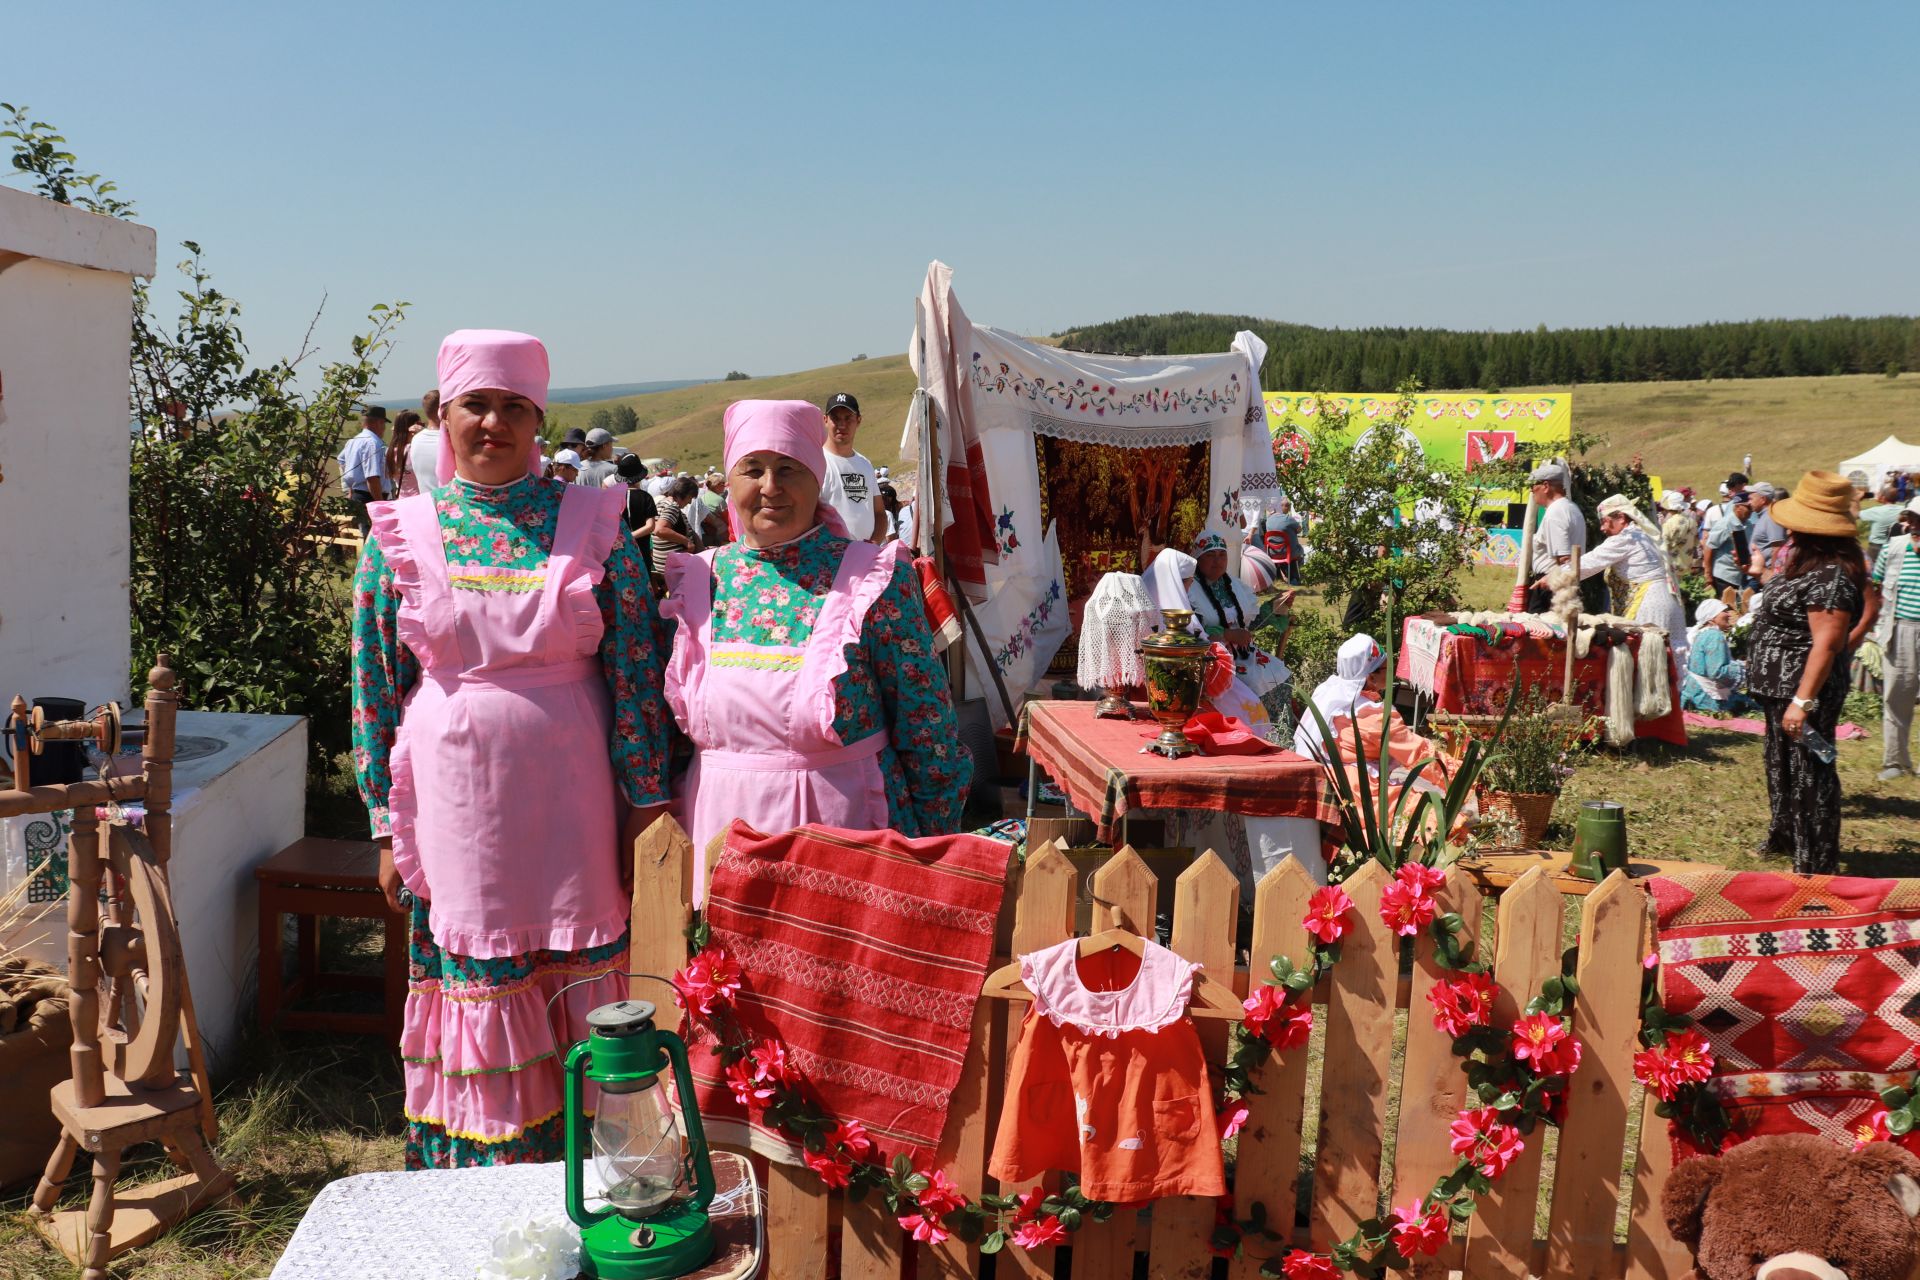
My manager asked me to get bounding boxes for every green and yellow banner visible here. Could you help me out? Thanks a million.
[1262,391,1571,477]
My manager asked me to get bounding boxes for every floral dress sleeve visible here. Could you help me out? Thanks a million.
[595,531,672,808]
[860,558,971,834]
[351,535,420,838]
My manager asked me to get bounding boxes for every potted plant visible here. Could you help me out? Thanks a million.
[1478,690,1591,848]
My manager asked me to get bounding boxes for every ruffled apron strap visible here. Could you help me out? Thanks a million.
[393,492,462,666]
[660,549,720,736]
[795,539,897,741]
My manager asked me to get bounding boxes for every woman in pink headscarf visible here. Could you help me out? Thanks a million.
[662,400,970,894]
[350,330,672,1168]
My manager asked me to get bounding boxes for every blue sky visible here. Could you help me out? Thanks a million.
[5,2,1915,395]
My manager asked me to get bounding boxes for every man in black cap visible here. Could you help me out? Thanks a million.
[819,392,880,542]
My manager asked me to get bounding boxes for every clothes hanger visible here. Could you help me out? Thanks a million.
[977,900,1245,1022]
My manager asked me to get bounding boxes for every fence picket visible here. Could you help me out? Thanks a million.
[1464,867,1566,1279]
[1546,872,1649,1279]
[1310,860,1397,1250]
[839,1193,902,1280]
[1148,851,1242,1278]
[992,842,1078,1280]
[628,815,693,1031]
[1231,858,1317,1280]
[920,998,998,1276]
[1627,900,1692,1280]
[1392,867,1487,1278]
[1070,847,1160,1279]
[766,1159,830,1280]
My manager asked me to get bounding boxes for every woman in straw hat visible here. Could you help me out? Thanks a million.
[351,330,673,1167]
[1744,471,1868,873]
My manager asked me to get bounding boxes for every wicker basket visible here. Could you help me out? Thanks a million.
[1480,790,1558,848]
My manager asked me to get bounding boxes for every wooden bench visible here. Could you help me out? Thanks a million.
[255,837,405,1043]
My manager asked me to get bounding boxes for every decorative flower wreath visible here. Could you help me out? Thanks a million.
[670,861,1644,1272]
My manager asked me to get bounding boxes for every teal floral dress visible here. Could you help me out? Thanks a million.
[351,475,671,1167]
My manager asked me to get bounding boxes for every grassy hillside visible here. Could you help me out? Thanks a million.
[551,354,1917,492]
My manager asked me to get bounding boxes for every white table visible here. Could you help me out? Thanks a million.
[270,1153,761,1280]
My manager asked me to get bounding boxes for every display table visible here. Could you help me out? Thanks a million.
[1397,616,1687,747]
[1016,700,1343,844]
[269,1152,761,1280]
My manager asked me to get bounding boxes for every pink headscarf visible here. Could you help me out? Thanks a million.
[435,329,551,484]
[721,399,849,538]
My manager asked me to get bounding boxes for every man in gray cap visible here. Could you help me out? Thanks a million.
[1524,460,1588,613]
[1742,481,1786,582]
[577,428,618,488]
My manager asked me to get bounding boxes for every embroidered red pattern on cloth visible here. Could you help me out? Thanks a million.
[1650,868,1920,1160]
[688,821,1011,1162]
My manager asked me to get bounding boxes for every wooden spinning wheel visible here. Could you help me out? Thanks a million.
[7,659,231,1280]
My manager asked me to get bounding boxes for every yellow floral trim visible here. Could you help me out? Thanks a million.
[449,572,545,593]
[402,1049,556,1078]
[711,647,805,671]
[403,1104,565,1144]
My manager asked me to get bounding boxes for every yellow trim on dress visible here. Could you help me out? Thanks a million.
[403,1104,566,1144]
[711,647,805,672]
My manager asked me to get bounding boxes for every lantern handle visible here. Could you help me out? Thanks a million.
[662,1030,716,1216]
[563,1041,613,1229]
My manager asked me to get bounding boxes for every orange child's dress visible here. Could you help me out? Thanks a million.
[988,937,1226,1202]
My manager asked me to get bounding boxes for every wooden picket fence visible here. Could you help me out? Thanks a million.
[628,820,1697,1280]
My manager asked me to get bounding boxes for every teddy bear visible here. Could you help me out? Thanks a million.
[1661,1133,1920,1280]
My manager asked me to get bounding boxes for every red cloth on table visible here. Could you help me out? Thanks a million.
[1395,618,1687,746]
[687,821,1010,1161]
[1649,869,1920,1162]
[1016,700,1342,844]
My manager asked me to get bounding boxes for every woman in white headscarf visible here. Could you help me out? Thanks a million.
[1683,598,1753,714]
[1186,532,1294,734]
[1143,548,1270,732]
[1575,493,1692,670]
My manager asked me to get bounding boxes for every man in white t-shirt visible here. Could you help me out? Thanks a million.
[819,392,880,542]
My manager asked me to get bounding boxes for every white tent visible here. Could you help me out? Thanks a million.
[1839,435,1920,492]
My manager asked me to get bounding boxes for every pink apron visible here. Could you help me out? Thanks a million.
[373,484,628,959]
[662,537,899,902]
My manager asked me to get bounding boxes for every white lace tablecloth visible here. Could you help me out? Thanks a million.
[270,1155,761,1280]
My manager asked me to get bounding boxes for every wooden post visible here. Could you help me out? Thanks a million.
[1562,546,1582,705]
[65,808,106,1108]
[1310,861,1395,1250]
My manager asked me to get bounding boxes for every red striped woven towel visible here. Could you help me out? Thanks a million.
[688,821,1011,1163]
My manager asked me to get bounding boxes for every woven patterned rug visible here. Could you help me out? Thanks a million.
[1650,868,1920,1159]
[688,821,1010,1163]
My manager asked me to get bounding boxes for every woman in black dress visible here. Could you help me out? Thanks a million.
[1744,472,1867,873]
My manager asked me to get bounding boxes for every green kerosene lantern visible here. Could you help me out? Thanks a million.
[565,1000,716,1279]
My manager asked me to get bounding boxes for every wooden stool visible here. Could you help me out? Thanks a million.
[255,837,406,1043]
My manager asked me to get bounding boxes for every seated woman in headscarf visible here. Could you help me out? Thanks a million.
[661,400,969,896]
[1186,532,1295,735]
[1293,634,1462,837]
[1683,599,1755,714]
[1143,547,1271,734]
[352,330,672,1168]
[1556,493,1691,670]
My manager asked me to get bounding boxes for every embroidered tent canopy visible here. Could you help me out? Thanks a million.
[903,262,1278,727]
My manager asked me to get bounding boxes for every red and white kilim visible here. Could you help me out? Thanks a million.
[688,821,1010,1164]
[1650,869,1920,1160]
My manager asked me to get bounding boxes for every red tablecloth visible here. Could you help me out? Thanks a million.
[1016,700,1343,843]
[1397,617,1687,747]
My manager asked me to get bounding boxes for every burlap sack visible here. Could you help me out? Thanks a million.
[0,959,73,1190]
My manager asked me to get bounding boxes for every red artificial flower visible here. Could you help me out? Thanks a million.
[1208,1194,1238,1258]
[1632,1029,1717,1102]
[899,1212,950,1245]
[914,1167,967,1218]
[1388,1198,1450,1258]
[1218,1101,1250,1141]
[1242,984,1314,1050]
[1280,1250,1341,1280]
[1303,885,1354,945]
[802,1144,854,1188]
[1511,1013,1583,1077]
[1379,879,1438,936]
[1447,1106,1526,1179]
[724,1057,774,1109]
[832,1119,875,1162]
[671,949,743,1019]
[751,1039,801,1089]
[1012,1185,1047,1225]
[1011,1214,1069,1251]
[1395,861,1447,895]
[1426,971,1497,1038]
[1854,1110,1893,1152]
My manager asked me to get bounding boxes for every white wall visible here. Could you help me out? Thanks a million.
[0,187,156,711]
